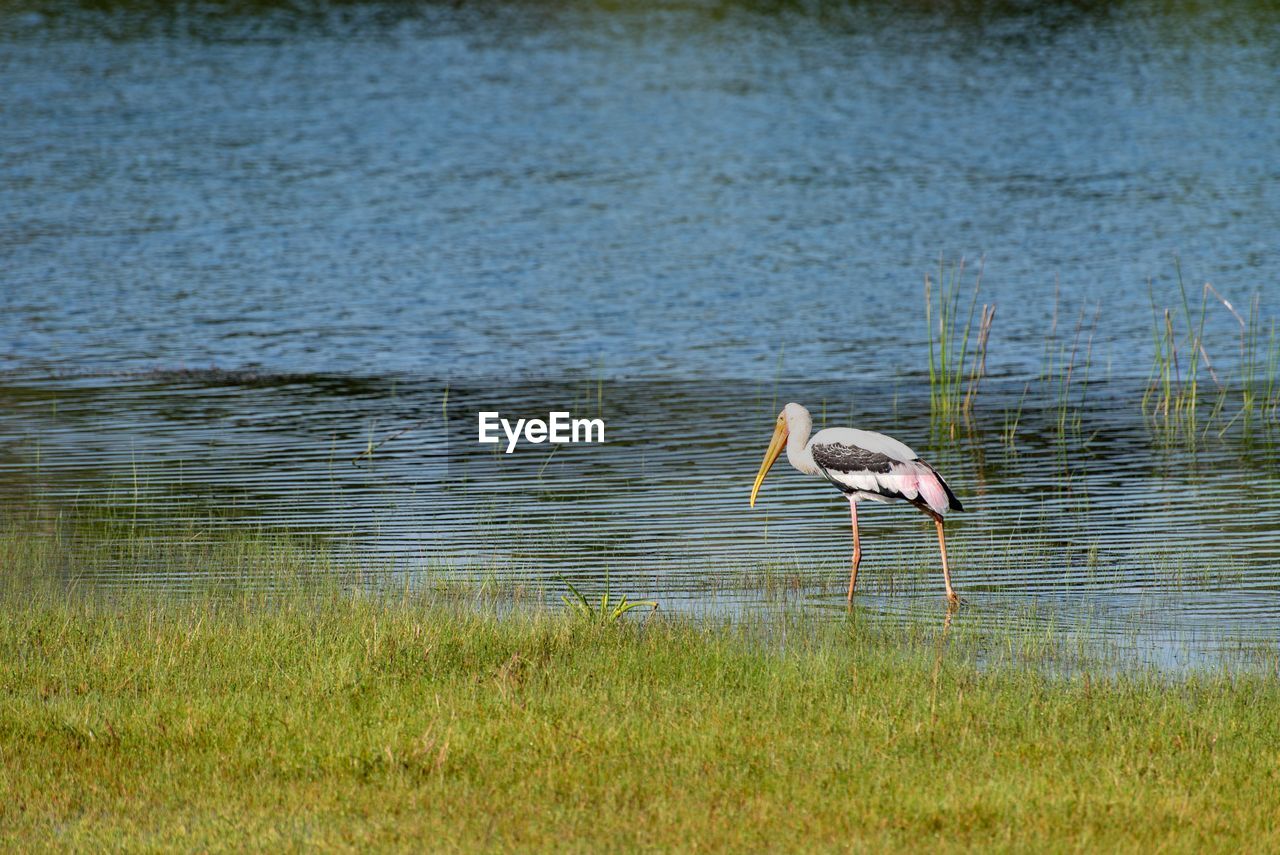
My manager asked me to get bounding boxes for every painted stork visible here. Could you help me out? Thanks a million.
[749,402,964,606]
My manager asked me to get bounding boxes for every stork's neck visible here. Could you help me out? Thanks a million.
[784,406,818,474]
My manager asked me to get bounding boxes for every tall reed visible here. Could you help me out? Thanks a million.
[1144,261,1279,440]
[925,257,995,436]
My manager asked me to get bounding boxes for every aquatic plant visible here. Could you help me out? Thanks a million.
[999,382,1030,448]
[558,574,657,623]
[925,256,996,436]
[1222,290,1280,432]
[1144,261,1280,441]
[1144,261,1207,434]
[1041,291,1100,447]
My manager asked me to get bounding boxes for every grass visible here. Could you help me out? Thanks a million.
[967,273,1104,454]
[1038,284,1101,447]
[925,256,995,438]
[1144,260,1280,441]
[558,573,657,623]
[4,518,1280,850]
[1144,261,1210,434]
[913,257,1277,451]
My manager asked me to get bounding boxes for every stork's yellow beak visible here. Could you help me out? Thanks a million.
[750,418,788,508]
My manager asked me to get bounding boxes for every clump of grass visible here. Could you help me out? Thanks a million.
[1144,261,1280,441]
[558,574,656,623]
[925,256,996,437]
[1144,260,1213,435]
[1220,289,1280,433]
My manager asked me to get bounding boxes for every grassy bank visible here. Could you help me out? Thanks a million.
[3,522,1280,850]
[3,598,1279,849]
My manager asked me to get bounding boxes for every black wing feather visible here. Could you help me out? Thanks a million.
[810,443,898,475]
[812,443,965,512]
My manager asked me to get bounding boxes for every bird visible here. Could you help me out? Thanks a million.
[749,402,964,607]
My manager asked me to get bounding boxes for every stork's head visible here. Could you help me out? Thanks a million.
[750,403,807,508]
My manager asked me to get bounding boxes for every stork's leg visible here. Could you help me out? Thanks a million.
[932,514,960,607]
[847,498,862,605]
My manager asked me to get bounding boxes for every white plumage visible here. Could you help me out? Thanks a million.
[751,402,964,606]
[777,404,960,514]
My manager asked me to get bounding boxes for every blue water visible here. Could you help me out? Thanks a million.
[3,1,1277,380]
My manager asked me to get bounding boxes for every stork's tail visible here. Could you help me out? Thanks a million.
[938,472,964,512]
[916,460,964,514]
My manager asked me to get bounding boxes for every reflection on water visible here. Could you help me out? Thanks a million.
[2,371,1279,670]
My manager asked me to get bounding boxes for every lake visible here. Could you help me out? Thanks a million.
[2,0,1279,670]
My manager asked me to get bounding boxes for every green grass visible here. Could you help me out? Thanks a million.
[1144,261,1280,441]
[925,256,995,438]
[4,519,1280,851]
[913,258,1277,450]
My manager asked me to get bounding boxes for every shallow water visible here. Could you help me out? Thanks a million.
[3,369,1279,671]
[2,0,1280,669]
